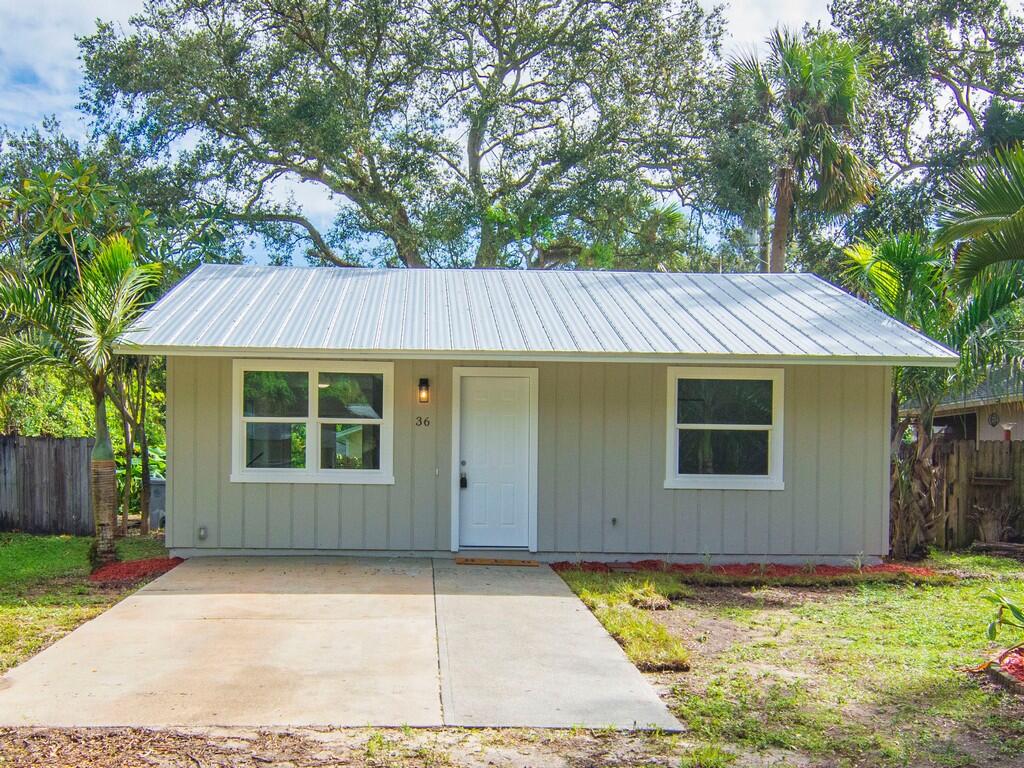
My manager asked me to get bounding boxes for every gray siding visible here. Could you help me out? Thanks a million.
[167,356,890,559]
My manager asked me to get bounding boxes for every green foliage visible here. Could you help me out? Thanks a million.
[0,119,246,273]
[983,591,1024,641]
[0,158,155,293]
[981,99,1024,152]
[0,234,161,467]
[832,0,1024,188]
[0,367,93,437]
[939,146,1024,285]
[78,0,723,269]
[842,230,1024,422]
[725,27,876,270]
[0,236,160,383]
[116,445,166,515]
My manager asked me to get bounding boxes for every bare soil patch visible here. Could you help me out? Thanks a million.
[0,726,696,768]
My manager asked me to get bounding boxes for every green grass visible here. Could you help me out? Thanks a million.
[678,745,736,767]
[664,552,1024,767]
[0,532,168,673]
[559,570,691,671]
[557,554,1024,766]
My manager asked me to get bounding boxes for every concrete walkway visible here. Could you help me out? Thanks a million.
[434,561,678,729]
[0,557,679,730]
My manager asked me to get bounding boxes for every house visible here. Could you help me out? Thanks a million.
[929,367,1024,441]
[119,265,956,563]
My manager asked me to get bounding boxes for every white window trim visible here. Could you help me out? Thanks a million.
[230,359,394,484]
[664,366,784,491]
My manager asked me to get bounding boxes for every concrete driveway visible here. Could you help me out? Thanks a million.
[0,557,678,730]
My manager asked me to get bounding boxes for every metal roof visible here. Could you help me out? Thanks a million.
[931,365,1024,412]
[119,265,958,366]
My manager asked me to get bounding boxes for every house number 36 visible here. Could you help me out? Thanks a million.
[415,416,431,427]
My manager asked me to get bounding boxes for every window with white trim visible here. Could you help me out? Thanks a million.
[665,367,784,490]
[232,361,394,484]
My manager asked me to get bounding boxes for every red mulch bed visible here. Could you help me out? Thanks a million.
[550,559,939,580]
[89,557,183,585]
[1001,649,1024,684]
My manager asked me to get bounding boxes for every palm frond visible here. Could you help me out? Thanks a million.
[0,270,74,346]
[0,333,75,388]
[939,147,1024,244]
[950,209,1024,287]
[67,235,161,374]
[729,50,775,109]
[939,147,1024,286]
[944,263,1024,350]
[841,231,943,323]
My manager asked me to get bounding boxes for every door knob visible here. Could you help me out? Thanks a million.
[459,472,468,489]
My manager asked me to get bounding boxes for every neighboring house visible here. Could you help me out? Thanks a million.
[930,367,1024,441]
[120,266,956,563]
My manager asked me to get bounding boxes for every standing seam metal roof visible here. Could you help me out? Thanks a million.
[119,264,958,365]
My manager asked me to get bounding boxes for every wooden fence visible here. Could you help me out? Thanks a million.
[935,439,1024,549]
[0,436,94,536]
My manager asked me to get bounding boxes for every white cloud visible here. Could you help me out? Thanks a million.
[706,0,831,56]
[0,0,143,135]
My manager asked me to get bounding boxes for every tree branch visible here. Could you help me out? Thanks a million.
[223,210,360,267]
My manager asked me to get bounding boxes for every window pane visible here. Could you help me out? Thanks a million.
[677,378,772,425]
[678,429,769,475]
[243,371,308,417]
[320,424,381,470]
[245,423,306,469]
[318,373,383,419]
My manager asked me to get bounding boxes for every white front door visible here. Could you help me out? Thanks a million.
[458,375,530,548]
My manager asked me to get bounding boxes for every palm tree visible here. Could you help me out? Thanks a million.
[0,235,160,563]
[843,231,1024,556]
[733,29,876,272]
[939,146,1024,286]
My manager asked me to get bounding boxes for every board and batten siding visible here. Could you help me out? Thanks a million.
[166,356,890,560]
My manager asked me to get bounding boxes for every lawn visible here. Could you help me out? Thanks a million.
[559,551,1024,767]
[0,532,167,673]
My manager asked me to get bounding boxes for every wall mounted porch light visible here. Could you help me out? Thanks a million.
[418,378,431,403]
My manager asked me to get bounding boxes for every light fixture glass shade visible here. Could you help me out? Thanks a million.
[418,378,430,403]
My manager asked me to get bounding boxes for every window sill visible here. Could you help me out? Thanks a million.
[664,475,784,491]
[230,472,395,485]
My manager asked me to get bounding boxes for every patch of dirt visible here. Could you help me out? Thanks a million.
[653,603,754,658]
[687,583,849,611]
[0,727,706,768]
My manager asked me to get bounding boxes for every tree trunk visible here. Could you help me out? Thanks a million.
[91,377,117,565]
[467,114,500,268]
[120,415,133,537]
[392,207,425,268]
[138,359,151,536]
[891,386,901,443]
[769,166,794,273]
[476,217,501,267]
[758,192,771,272]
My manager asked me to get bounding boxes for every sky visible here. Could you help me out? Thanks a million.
[0,0,832,251]
[0,0,831,135]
